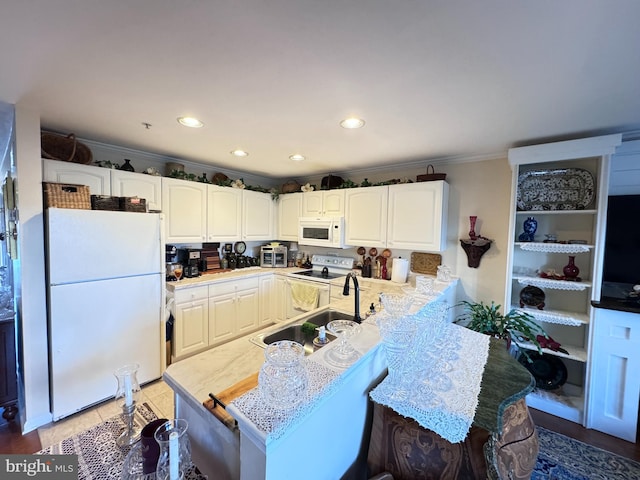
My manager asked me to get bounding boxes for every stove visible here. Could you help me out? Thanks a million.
[290,254,354,283]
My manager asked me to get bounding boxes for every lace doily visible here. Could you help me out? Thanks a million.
[230,358,343,442]
[369,324,490,444]
[513,307,585,326]
[516,276,589,291]
[518,242,591,254]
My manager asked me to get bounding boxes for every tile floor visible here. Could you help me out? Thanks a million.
[37,379,174,449]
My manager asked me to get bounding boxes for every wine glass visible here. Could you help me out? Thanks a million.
[173,265,183,281]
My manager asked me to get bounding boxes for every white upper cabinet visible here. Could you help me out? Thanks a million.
[44,159,161,210]
[242,190,274,241]
[207,185,242,242]
[277,192,302,241]
[110,169,162,211]
[162,177,207,243]
[302,190,345,217]
[386,181,449,252]
[344,186,388,246]
[43,159,110,195]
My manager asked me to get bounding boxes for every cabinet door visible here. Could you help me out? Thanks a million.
[302,191,324,216]
[589,308,640,442]
[162,178,207,243]
[236,285,260,335]
[387,182,448,252]
[259,276,274,326]
[0,320,17,405]
[208,291,237,346]
[274,276,288,323]
[207,185,242,242]
[323,190,345,216]
[111,169,162,211]
[43,159,110,195]
[278,193,302,241]
[242,190,274,241]
[173,299,209,359]
[345,186,388,246]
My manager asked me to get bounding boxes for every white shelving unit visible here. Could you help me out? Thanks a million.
[505,134,622,425]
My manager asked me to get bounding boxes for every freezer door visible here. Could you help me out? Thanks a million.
[49,274,162,420]
[47,208,162,285]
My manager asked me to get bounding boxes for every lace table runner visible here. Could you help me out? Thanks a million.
[229,358,343,442]
[369,323,490,443]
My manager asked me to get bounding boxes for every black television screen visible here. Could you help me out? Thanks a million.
[602,195,640,285]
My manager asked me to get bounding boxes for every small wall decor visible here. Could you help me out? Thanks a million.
[460,216,492,268]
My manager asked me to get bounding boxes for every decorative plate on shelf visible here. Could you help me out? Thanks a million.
[518,352,568,390]
[517,168,595,211]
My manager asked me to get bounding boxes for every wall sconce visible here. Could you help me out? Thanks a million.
[460,216,492,268]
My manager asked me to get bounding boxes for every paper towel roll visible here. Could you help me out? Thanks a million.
[391,258,409,283]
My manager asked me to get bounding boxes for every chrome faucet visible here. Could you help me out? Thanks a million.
[342,272,362,323]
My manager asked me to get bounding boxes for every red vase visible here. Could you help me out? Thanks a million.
[469,216,478,240]
[563,256,580,279]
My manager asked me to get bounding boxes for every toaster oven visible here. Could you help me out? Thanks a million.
[260,245,287,268]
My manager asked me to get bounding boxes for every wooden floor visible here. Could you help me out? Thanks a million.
[1,407,638,464]
[529,408,640,462]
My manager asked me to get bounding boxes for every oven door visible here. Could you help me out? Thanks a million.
[285,278,330,319]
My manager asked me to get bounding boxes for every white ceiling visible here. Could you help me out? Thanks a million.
[2,1,640,178]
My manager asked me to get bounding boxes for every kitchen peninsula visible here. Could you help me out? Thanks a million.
[163,273,536,480]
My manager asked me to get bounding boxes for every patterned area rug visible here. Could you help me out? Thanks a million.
[534,427,640,480]
[37,403,158,479]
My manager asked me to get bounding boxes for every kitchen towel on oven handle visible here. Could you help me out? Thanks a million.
[290,281,319,311]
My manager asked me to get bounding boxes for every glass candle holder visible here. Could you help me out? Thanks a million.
[114,363,142,446]
[155,419,192,480]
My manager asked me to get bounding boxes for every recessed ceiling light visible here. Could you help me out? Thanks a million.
[340,117,365,129]
[289,154,305,161]
[177,116,204,128]
[231,149,249,157]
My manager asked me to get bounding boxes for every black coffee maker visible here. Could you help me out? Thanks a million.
[177,248,202,278]
[223,244,236,269]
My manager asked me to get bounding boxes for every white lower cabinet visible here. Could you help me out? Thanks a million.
[588,308,640,442]
[208,278,260,347]
[173,286,209,359]
[259,276,274,326]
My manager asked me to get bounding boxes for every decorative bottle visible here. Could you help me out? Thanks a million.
[563,255,580,280]
[121,159,135,172]
[469,216,478,240]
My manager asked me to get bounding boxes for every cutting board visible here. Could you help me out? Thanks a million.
[410,252,442,275]
[203,372,259,430]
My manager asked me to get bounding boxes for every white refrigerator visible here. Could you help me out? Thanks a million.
[46,208,163,420]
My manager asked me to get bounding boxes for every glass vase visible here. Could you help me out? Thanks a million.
[154,419,192,480]
[375,313,417,401]
[258,340,308,410]
[114,363,142,447]
[563,255,580,279]
[469,215,478,240]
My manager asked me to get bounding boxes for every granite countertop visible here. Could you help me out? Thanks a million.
[591,297,640,314]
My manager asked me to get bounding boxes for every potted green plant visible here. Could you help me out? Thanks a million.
[455,300,547,360]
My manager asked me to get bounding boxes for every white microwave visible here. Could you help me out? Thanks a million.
[298,216,348,248]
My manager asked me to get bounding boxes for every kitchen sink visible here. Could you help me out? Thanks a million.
[251,309,354,355]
